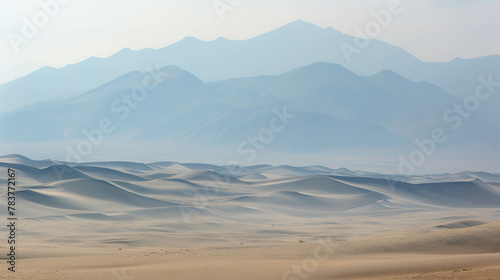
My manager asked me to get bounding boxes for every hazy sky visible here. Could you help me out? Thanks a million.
[1,0,499,84]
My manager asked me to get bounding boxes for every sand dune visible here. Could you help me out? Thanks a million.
[1,154,500,279]
[1,154,500,224]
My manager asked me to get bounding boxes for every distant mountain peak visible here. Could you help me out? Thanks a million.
[214,36,229,41]
[449,57,465,63]
[155,65,184,72]
[118,47,133,53]
[267,19,324,34]
[175,36,202,44]
[303,61,347,69]
[151,65,206,84]
[369,69,410,82]
[281,20,344,34]
[288,19,318,27]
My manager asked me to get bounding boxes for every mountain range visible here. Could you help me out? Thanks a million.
[2,61,499,151]
[0,20,499,164]
[1,20,499,112]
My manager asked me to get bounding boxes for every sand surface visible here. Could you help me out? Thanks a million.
[5,230,500,280]
[3,221,500,279]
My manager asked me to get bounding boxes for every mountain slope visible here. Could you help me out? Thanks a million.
[1,62,498,153]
